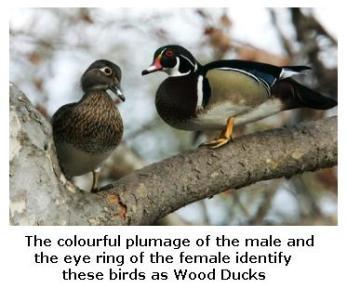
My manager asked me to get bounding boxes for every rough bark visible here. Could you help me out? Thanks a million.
[9,84,337,225]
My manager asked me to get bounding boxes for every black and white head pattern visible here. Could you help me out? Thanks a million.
[151,45,199,77]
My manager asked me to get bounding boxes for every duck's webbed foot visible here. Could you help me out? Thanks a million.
[202,117,234,149]
[91,168,101,193]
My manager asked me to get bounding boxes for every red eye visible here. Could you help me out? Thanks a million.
[165,50,174,57]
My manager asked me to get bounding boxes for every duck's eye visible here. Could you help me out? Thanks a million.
[100,66,112,76]
[165,50,174,57]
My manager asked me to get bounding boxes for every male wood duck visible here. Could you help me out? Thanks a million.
[52,60,125,192]
[142,45,337,148]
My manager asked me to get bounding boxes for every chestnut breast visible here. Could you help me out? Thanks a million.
[155,74,199,129]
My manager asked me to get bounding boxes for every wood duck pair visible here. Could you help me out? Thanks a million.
[52,45,337,192]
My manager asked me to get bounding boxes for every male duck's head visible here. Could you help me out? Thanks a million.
[142,45,200,77]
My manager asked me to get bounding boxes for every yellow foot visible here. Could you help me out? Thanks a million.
[203,137,232,149]
[202,116,235,149]
[91,169,100,193]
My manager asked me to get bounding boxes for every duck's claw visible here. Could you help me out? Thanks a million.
[202,117,234,149]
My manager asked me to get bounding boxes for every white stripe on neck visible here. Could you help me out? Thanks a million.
[196,75,204,111]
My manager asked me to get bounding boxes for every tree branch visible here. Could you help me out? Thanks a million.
[10,84,337,225]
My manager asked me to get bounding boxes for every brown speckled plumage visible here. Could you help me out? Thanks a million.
[52,59,124,180]
[53,91,123,153]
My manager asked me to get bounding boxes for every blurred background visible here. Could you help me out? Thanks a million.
[9,8,337,225]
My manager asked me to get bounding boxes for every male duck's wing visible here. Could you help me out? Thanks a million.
[203,60,311,94]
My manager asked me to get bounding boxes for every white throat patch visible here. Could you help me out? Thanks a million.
[166,57,191,77]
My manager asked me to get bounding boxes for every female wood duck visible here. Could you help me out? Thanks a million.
[142,45,337,148]
[52,60,125,192]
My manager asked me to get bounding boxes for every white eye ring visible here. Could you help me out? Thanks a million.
[100,66,112,76]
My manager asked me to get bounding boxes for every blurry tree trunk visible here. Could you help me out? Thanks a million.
[9,84,337,225]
